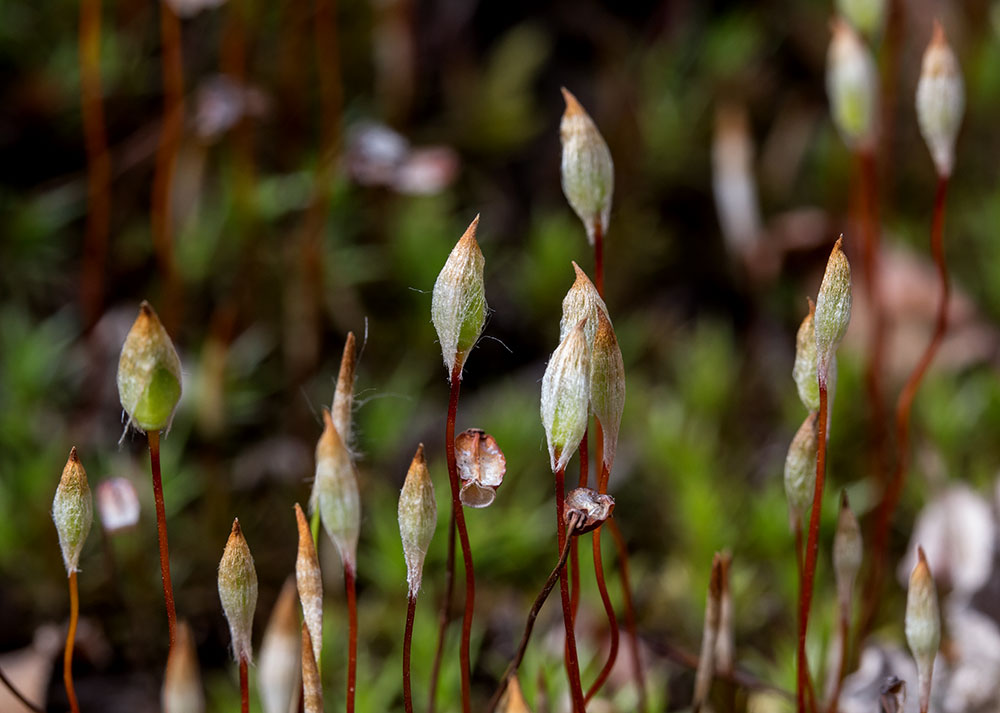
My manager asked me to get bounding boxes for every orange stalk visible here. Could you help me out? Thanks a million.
[63,571,81,713]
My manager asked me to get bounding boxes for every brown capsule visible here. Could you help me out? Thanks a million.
[331,332,357,448]
[218,518,258,663]
[455,429,506,508]
[562,487,615,535]
[294,503,323,666]
[300,624,323,713]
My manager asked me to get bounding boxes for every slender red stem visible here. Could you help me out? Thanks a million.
[64,571,81,713]
[570,428,588,622]
[793,520,816,713]
[607,519,646,711]
[797,384,828,713]
[584,520,618,703]
[78,0,110,331]
[403,594,417,713]
[862,177,950,643]
[345,563,358,713]
[587,430,620,702]
[591,226,643,710]
[151,0,183,332]
[446,364,475,713]
[556,467,587,712]
[149,429,177,650]
[428,512,455,713]
[240,655,249,713]
[486,516,580,713]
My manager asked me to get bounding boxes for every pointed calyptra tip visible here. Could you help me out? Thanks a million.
[906,544,941,667]
[561,87,585,117]
[431,216,487,380]
[916,21,964,178]
[833,490,862,606]
[590,309,625,472]
[541,320,592,473]
[53,447,93,575]
[218,517,258,663]
[827,18,878,151]
[793,299,820,413]
[162,621,205,713]
[398,443,437,596]
[314,409,361,572]
[258,578,301,713]
[784,412,819,527]
[331,332,357,448]
[931,18,945,46]
[117,301,183,433]
[560,261,609,346]
[560,89,614,245]
[294,503,323,665]
[814,237,852,383]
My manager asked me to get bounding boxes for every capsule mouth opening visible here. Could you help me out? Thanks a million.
[459,481,496,509]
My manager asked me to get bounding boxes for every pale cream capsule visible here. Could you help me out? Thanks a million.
[916,22,965,178]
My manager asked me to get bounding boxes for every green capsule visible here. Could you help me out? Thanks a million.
[431,216,487,380]
[52,447,93,575]
[117,302,183,433]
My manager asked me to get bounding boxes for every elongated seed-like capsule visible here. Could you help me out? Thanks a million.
[315,409,361,573]
[431,216,487,380]
[162,621,205,713]
[906,546,940,713]
[793,299,820,413]
[52,447,93,575]
[814,238,852,383]
[784,413,818,527]
[117,301,183,433]
[331,332,357,449]
[590,309,625,472]
[560,88,614,245]
[560,262,609,347]
[294,503,323,666]
[827,19,878,152]
[833,491,862,610]
[258,578,301,713]
[398,444,437,596]
[541,320,591,473]
[218,518,258,663]
[916,22,964,178]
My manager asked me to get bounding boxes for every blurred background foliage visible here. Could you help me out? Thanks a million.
[3,0,1000,710]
